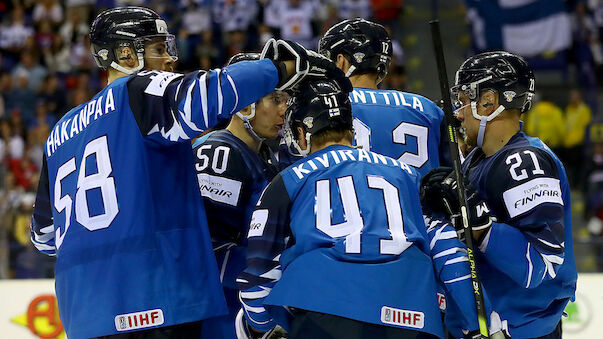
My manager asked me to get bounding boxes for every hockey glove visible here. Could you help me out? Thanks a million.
[235,309,287,339]
[261,39,309,91]
[420,167,454,215]
[304,50,352,93]
[438,171,496,244]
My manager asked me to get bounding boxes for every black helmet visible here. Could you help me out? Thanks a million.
[284,78,353,156]
[227,52,260,65]
[90,6,177,73]
[451,51,535,114]
[318,18,392,84]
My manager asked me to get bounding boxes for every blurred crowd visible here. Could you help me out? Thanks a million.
[0,0,407,279]
[1,0,603,278]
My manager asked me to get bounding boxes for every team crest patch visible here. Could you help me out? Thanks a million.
[303,117,314,129]
[503,91,516,102]
[353,52,365,63]
[98,49,109,61]
[380,306,424,329]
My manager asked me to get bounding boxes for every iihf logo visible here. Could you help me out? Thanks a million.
[118,316,127,329]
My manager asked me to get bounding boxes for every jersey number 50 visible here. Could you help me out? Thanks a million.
[315,175,411,255]
[53,136,118,249]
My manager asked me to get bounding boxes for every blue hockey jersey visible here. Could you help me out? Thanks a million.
[238,145,482,337]
[193,130,279,289]
[350,88,447,178]
[462,131,577,337]
[30,59,279,338]
[192,130,280,338]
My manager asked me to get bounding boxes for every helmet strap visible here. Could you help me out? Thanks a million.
[286,128,311,157]
[235,103,265,143]
[345,65,356,77]
[110,52,144,75]
[471,101,506,148]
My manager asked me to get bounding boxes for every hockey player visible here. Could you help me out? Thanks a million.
[236,78,484,339]
[192,53,287,338]
[29,6,337,338]
[421,51,577,338]
[318,18,448,178]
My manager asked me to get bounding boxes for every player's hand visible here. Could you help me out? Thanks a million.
[304,50,352,93]
[420,167,454,215]
[438,171,496,244]
[235,309,287,339]
[261,38,309,91]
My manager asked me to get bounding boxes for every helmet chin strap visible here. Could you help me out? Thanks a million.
[345,65,356,77]
[470,101,506,148]
[235,103,265,143]
[110,53,145,74]
[293,132,312,156]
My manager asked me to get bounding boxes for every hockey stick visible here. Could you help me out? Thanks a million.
[429,19,490,338]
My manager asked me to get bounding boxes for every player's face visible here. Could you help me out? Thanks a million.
[144,38,176,72]
[251,91,289,139]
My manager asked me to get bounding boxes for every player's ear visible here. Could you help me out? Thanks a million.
[115,45,138,68]
[239,105,252,117]
[336,54,349,72]
[481,91,497,111]
[296,126,307,148]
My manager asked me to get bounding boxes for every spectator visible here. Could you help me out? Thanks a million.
[35,20,55,52]
[6,74,36,125]
[0,72,11,118]
[11,51,48,92]
[9,150,38,190]
[43,34,71,74]
[39,75,67,118]
[370,0,403,24]
[524,94,566,153]
[213,0,259,58]
[0,6,34,54]
[265,0,322,49]
[59,7,89,46]
[178,0,212,68]
[334,0,371,20]
[564,89,593,187]
[32,0,64,26]
[197,31,220,71]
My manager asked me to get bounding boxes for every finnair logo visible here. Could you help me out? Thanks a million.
[503,177,563,218]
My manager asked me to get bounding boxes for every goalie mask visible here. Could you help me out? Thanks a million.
[90,7,178,74]
[284,79,353,156]
[451,51,535,148]
[318,18,392,85]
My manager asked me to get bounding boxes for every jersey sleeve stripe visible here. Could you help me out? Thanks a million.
[259,266,282,280]
[443,274,471,284]
[526,242,533,288]
[444,256,469,266]
[226,74,238,115]
[198,72,209,128]
[430,229,458,250]
[433,247,467,259]
[240,288,271,299]
[216,69,224,115]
